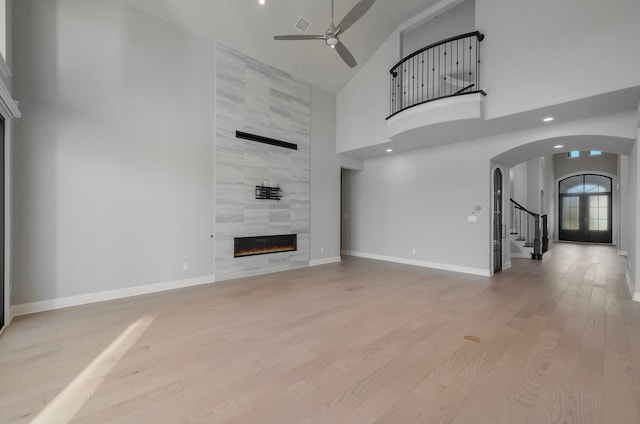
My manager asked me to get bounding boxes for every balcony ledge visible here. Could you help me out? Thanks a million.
[387,92,485,141]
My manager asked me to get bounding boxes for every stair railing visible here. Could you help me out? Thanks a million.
[510,199,545,260]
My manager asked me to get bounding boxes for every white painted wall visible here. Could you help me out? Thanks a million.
[337,0,640,156]
[542,154,555,243]
[1,0,14,327]
[628,134,639,296]
[477,0,640,119]
[337,31,400,153]
[619,155,629,254]
[0,0,6,61]
[341,113,636,276]
[554,152,618,178]
[402,0,475,57]
[310,87,341,264]
[526,157,541,214]
[510,162,527,206]
[12,0,216,304]
[11,0,344,310]
[341,168,354,253]
[342,140,491,276]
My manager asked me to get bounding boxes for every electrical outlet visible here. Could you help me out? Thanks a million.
[412,248,416,254]
[183,262,189,272]
[321,247,324,253]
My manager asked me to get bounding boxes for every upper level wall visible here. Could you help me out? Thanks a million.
[402,0,474,57]
[553,152,618,180]
[12,0,216,304]
[477,0,640,119]
[337,0,640,154]
[336,30,399,153]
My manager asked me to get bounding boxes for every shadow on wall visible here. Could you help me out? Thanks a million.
[12,0,59,303]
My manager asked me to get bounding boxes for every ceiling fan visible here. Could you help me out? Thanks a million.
[273,0,376,68]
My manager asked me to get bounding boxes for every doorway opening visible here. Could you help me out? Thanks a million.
[558,174,612,243]
[0,116,4,331]
[493,168,503,273]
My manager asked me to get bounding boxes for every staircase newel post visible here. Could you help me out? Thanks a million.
[533,214,542,260]
[542,215,549,253]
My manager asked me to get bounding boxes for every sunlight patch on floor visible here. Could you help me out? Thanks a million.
[30,315,157,424]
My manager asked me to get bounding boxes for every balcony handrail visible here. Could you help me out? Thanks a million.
[387,31,485,118]
[389,31,485,76]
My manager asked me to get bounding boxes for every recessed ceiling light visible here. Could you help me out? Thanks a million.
[543,117,554,122]
[386,148,393,153]
[554,144,564,149]
[259,0,265,4]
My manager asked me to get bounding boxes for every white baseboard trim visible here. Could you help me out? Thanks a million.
[619,250,628,257]
[625,270,640,302]
[341,250,491,277]
[309,257,341,267]
[11,274,216,317]
[503,261,512,270]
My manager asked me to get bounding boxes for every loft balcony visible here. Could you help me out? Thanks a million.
[386,31,485,142]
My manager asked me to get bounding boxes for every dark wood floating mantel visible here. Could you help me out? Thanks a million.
[236,131,298,150]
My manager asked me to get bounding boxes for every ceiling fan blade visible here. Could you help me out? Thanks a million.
[274,35,326,40]
[335,42,357,68]
[336,0,375,34]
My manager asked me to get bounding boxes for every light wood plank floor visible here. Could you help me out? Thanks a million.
[2,243,640,423]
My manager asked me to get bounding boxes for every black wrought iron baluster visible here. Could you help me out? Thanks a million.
[443,43,447,97]
[386,32,484,118]
[397,68,401,113]
[390,72,394,115]
[432,47,435,101]
[468,37,472,86]
[449,40,452,95]
[420,52,424,103]
[413,55,416,107]
[462,37,465,92]
[510,202,514,233]
[475,36,480,90]
[519,209,523,239]
[402,62,406,109]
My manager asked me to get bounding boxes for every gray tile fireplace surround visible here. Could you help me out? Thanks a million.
[215,44,310,281]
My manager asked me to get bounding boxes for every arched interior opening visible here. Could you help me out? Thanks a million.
[491,134,634,269]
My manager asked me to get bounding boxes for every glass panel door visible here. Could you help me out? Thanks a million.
[493,169,503,273]
[559,175,612,243]
[0,116,4,331]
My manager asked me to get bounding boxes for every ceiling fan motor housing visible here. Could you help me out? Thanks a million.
[273,0,376,67]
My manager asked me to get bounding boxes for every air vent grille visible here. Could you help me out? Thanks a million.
[295,16,311,33]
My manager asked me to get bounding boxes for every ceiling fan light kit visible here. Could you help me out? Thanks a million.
[326,36,339,47]
[273,0,376,68]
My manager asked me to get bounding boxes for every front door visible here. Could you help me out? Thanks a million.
[493,169,503,273]
[558,174,612,243]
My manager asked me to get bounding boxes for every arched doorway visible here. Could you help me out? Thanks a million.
[493,168,503,273]
[558,174,612,243]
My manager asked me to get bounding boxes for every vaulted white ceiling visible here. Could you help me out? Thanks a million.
[120,0,441,95]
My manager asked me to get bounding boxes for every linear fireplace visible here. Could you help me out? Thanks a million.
[234,234,297,258]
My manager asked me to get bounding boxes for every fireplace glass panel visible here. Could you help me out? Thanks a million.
[234,234,297,258]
